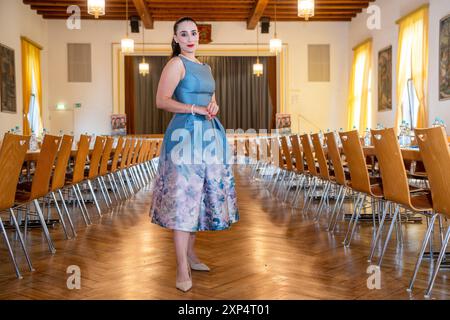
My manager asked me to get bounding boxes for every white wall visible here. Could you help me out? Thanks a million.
[349,0,450,130]
[46,19,349,135]
[0,1,48,135]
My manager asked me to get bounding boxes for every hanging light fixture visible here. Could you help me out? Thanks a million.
[298,0,315,21]
[87,0,105,19]
[121,0,134,53]
[139,16,149,76]
[253,24,263,77]
[269,0,282,54]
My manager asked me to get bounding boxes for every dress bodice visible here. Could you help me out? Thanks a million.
[173,54,215,108]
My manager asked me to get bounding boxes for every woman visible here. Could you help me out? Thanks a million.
[149,17,239,292]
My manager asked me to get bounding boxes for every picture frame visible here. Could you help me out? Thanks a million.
[439,14,450,101]
[378,46,393,111]
[197,24,212,44]
[0,43,17,113]
[111,114,127,136]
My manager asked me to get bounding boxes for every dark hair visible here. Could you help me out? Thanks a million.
[171,17,198,58]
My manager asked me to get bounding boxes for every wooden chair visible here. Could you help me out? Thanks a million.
[370,128,433,268]
[119,139,134,196]
[107,136,126,200]
[85,136,108,213]
[289,135,308,207]
[98,137,116,204]
[339,130,383,247]
[278,136,299,201]
[0,134,33,278]
[49,135,76,239]
[414,127,450,297]
[300,134,319,212]
[66,134,92,226]
[14,134,62,254]
[324,132,350,232]
[311,133,334,221]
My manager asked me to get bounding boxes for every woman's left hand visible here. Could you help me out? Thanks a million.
[206,101,219,120]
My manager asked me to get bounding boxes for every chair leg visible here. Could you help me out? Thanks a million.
[106,175,119,203]
[424,225,450,298]
[327,185,344,231]
[72,185,91,225]
[368,201,390,262]
[51,192,70,240]
[33,199,56,254]
[9,208,34,272]
[407,213,437,293]
[96,178,110,208]
[110,173,124,200]
[0,217,23,279]
[377,204,400,267]
[345,194,366,247]
[58,189,77,237]
[117,171,130,198]
[343,193,363,246]
[100,176,113,206]
[87,180,102,217]
[315,181,331,222]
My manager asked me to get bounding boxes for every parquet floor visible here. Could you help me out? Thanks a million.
[0,167,449,300]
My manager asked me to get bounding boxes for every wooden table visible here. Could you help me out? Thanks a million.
[363,146,422,161]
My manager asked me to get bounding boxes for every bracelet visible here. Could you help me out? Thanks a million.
[191,104,195,115]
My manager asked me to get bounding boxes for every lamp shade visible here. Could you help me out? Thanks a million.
[298,0,315,20]
[87,0,105,18]
[121,38,134,53]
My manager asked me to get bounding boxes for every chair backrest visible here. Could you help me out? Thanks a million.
[110,137,124,173]
[0,134,29,210]
[339,130,371,194]
[132,140,143,165]
[146,140,155,161]
[324,132,346,186]
[51,135,73,191]
[72,135,91,184]
[300,134,317,176]
[99,137,114,176]
[30,134,62,199]
[371,128,411,205]
[416,127,450,216]
[88,136,106,179]
[280,136,294,171]
[289,135,304,173]
[156,139,162,157]
[125,139,136,168]
[120,139,132,170]
[137,140,147,164]
[311,133,330,180]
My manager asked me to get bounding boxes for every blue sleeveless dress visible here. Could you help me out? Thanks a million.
[150,54,239,232]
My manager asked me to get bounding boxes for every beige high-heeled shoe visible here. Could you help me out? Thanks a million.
[176,261,192,292]
[188,256,210,272]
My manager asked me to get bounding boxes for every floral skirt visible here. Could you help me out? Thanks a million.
[149,115,239,232]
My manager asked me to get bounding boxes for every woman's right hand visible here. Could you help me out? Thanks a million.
[193,106,213,120]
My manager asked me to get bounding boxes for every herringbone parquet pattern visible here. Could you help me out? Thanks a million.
[0,167,449,299]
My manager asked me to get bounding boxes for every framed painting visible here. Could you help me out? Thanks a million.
[378,46,392,111]
[197,24,212,44]
[111,114,127,136]
[439,14,450,101]
[0,43,17,113]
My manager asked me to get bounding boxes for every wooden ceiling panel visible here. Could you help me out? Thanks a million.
[23,0,375,29]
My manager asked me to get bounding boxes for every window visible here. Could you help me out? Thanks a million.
[395,5,429,130]
[347,39,372,132]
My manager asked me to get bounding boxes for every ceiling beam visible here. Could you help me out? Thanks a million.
[247,0,270,30]
[132,0,153,29]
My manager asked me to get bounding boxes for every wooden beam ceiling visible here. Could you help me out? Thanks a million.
[132,0,153,29]
[23,0,375,28]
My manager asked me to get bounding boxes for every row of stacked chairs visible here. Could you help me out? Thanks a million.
[235,127,450,298]
[0,133,162,279]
